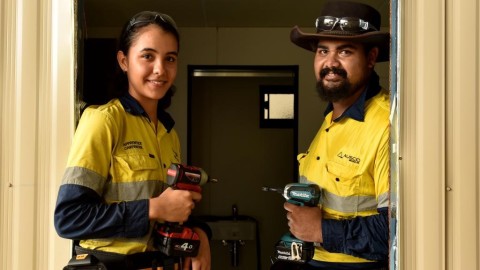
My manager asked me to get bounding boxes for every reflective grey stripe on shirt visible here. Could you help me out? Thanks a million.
[61,166,107,194]
[322,192,378,213]
[61,166,168,201]
[299,175,388,213]
[104,180,168,201]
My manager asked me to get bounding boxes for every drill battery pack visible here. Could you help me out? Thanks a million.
[273,233,315,264]
[154,223,200,257]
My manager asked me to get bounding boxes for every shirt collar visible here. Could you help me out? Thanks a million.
[119,93,175,132]
[323,71,381,122]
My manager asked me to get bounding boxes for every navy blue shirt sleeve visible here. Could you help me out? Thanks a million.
[54,184,150,240]
[321,207,389,261]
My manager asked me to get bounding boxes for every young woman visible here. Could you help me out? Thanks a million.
[54,11,211,270]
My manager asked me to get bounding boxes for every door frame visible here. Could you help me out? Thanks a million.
[187,65,299,180]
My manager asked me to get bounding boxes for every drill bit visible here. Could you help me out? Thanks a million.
[261,186,283,194]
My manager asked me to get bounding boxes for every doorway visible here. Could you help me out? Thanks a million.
[188,65,298,270]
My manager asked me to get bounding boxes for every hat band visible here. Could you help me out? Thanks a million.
[315,16,378,33]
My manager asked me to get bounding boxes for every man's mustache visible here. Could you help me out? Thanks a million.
[320,67,347,78]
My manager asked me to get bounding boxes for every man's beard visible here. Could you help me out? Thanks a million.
[316,67,352,102]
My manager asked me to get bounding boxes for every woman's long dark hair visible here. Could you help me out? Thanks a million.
[112,11,180,109]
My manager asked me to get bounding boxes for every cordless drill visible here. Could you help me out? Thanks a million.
[262,183,321,264]
[154,163,217,257]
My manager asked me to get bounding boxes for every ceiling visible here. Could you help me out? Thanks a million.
[82,0,390,29]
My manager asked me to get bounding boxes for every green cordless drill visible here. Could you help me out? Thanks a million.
[262,183,321,264]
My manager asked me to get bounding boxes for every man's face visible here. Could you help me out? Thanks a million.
[314,40,377,102]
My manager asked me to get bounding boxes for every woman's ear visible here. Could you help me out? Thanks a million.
[367,47,379,68]
[117,50,128,72]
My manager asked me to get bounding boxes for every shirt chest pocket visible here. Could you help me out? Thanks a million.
[324,161,361,196]
[112,154,160,182]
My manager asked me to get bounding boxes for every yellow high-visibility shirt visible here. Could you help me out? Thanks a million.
[63,97,180,254]
[298,88,390,263]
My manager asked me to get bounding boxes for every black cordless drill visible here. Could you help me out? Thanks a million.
[154,163,217,257]
[262,183,321,264]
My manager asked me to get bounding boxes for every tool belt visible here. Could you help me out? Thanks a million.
[74,246,180,270]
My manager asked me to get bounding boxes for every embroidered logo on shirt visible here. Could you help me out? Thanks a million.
[337,152,360,164]
[123,141,143,150]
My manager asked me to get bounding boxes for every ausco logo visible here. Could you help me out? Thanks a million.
[337,152,360,164]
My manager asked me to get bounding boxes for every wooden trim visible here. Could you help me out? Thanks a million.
[446,0,480,269]
[0,0,75,269]
[0,0,16,269]
[46,0,76,268]
[400,0,446,269]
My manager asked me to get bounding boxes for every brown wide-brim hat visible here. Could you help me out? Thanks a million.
[290,1,391,62]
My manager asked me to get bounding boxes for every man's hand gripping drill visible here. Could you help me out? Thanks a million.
[262,183,321,264]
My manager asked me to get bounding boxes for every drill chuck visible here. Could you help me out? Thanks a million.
[284,183,321,206]
[166,163,217,192]
[262,183,321,206]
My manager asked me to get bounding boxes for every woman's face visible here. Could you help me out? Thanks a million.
[117,24,178,105]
